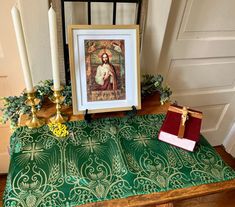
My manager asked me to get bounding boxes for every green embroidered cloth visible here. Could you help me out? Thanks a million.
[3,114,235,207]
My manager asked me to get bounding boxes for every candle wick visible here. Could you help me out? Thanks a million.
[15,1,19,9]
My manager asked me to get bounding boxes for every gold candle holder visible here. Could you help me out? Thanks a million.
[50,86,68,123]
[25,89,45,128]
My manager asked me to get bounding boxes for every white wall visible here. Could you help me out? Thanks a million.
[18,0,172,83]
[141,0,172,75]
[224,122,235,157]
[18,0,52,85]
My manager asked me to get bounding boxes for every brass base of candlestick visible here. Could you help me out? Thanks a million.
[49,86,68,124]
[26,116,45,129]
[50,113,68,124]
[25,89,45,128]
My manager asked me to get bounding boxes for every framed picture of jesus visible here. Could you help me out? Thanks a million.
[68,25,141,114]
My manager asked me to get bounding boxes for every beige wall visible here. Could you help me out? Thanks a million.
[1,0,53,91]
[0,0,25,96]
[0,0,24,173]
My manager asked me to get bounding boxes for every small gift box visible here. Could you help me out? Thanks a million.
[158,105,203,151]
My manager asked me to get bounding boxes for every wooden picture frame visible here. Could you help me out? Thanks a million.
[68,25,141,114]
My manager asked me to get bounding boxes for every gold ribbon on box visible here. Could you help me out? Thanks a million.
[168,105,203,138]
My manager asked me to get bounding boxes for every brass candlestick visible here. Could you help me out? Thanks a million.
[50,86,68,123]
[25,89,45,128]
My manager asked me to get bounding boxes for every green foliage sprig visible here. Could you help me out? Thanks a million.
[0,94,30,129]
[141,74,172,105]
[0,80,72,129]
[0,75,171,129]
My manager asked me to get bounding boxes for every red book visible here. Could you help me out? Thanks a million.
[158,105,203,152]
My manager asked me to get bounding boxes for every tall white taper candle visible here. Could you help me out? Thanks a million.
[48,6,60,90]
[11,6,33,93]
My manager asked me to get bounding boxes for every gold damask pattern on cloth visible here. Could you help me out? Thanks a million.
[3,114,235,206]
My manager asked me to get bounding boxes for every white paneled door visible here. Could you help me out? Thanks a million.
[159,0,235,146]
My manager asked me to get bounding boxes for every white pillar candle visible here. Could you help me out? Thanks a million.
[11,6,33,93]
[48,6,60,90]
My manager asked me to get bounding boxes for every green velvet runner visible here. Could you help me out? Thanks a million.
[3,114,235,207]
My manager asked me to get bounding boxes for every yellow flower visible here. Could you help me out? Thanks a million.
[48,122,69,138]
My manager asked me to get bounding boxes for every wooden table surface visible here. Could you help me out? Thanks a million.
[19,93,170,125]
[18,94,235,207]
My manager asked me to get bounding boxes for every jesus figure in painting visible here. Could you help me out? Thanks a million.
[95,53,118,90]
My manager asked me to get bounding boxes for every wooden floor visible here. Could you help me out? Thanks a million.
[0,174,7,207]
[0,146,235,207]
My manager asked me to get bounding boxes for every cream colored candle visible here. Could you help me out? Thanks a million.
[48,6,60,90]
[11,6,33,93]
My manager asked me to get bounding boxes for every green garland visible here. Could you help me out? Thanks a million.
[0,75,171,129]
[0,80,72,129]
[141,74,172,104]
